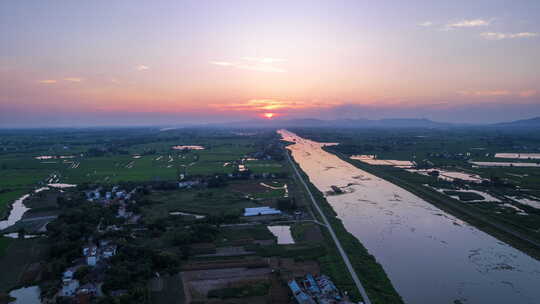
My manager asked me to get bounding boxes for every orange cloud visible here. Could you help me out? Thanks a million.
[519,90,537,97]
[38,79,57,84]
[212,99,342,112]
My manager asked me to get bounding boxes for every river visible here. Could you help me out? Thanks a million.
[0,194,31,231]
[278,129,540,304]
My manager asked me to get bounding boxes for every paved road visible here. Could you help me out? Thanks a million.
[285,149,372,304]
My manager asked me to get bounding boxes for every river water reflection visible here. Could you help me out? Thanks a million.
[279,129,540,304]
[8,286,41,304]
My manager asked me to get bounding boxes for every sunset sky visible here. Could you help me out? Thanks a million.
[1,0,539,127]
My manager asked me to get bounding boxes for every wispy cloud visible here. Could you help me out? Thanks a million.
[136,65,149,71]
[241,57,285,64]
[446,19,491,29]
[481,32,538,40]
[458,90,511,96]
[210,58,286,73]
[38,78,84,84]
[418,21,433,27]
[38,79,57,84]
[64,77,83,82]
[458,89,537,97]
[210,61,234,67]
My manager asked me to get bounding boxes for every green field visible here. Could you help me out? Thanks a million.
[0,238,49,292]
[144,188,259,219]
[0,237,11,258]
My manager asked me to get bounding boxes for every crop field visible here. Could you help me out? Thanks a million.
[0,238,49,292]
[0,129,281,184]
[0,128,285,217]
[144,188,260,219]
[218,226,276,243]
[245,160,285,173]
[228,180,288,199]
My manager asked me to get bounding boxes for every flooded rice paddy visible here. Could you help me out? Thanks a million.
[495,153,540,159]
[279,129,540,304]
[268,225,295,244]
[471,161,540,167]
[507,196,540,210]
[171,145,205,150]
[406,168,485,183]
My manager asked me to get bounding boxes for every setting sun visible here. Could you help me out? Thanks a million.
[263,113,275,119]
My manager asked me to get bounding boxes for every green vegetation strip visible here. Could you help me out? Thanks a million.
[208,282,269,299]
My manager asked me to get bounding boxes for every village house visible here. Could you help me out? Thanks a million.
[101,244,117,259]
[77,283,98,296]
[62,266,77,280]
[60,277,80,297]
[83,245,99,266]
[243,206,282,217]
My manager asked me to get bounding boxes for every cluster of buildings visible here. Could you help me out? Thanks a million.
[288,274,357,304]
[86,186,140,224]
[58,186,134,302]
[82,240,118,266]
[60,240,118,301]
[85,186,132,202]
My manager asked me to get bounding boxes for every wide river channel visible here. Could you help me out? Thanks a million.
[279,129,540,304]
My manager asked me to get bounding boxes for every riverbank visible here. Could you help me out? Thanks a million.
[285,147,404,304]
[328,148,540,261]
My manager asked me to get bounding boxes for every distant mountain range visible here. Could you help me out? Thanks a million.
[208,116,540,129]
[490,117,540,128]
[211,118,452,128]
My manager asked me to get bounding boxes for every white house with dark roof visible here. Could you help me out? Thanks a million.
[83,245,99,266]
